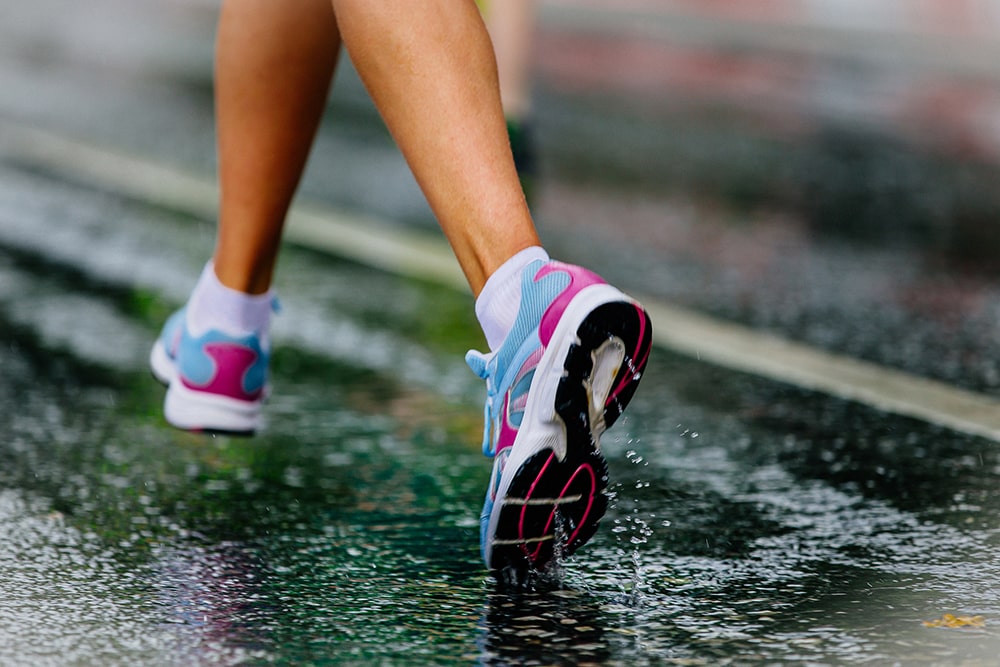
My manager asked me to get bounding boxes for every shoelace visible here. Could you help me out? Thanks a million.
[466,349,501,457]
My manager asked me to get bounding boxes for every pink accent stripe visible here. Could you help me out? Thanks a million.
[496,392,518,453]
[181,344,262,402]
[518,453,598,563]
[518,452,556,560]
[536,262,606,347]
[528,463,597,562]
[607,304,651,406]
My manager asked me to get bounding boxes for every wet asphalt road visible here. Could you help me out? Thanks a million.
[2,1,1000,665]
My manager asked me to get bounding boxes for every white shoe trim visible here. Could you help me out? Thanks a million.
[164,379,262,433]
[149,339,176,386]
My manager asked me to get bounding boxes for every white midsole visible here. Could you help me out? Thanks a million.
[164,379,262,432]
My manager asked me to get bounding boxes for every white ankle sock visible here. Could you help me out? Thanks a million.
[186,263,274,339]
[475,246,550,351]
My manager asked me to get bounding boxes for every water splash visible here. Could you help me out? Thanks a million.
[540,508,569,586]
[608,447,662,608]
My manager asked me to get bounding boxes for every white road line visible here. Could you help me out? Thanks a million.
[3,120,999,442]
[643,300,1000,442]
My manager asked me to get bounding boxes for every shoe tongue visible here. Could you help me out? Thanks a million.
[464,349,492,379]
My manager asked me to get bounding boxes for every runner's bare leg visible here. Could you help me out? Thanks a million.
[332,0,540,295]
[212,0,341,294]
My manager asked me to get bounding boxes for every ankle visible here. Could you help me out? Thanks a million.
[187,262,275,338]
[212,258,274,295]
[475,246,549,351]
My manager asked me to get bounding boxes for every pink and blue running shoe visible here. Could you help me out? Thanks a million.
[150,308,269,435]
[466,260,652,573]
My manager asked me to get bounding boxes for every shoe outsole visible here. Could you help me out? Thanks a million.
[488,301,653,573]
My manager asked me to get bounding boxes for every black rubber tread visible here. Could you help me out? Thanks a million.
[491,446,610,572]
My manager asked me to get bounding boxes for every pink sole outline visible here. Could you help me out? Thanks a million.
[518,453,598,563]
[607,303,651,407]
